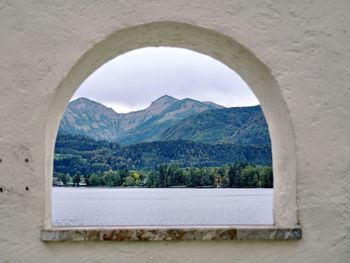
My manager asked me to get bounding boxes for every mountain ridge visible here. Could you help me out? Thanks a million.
[59,96,269,146]
[59,96,224,144]
[159,106,270,145]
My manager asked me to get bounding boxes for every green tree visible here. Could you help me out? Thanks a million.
[258,166,273,188]
[228,164,241,188]
[123,176,135,187]
[146,171,160,187]
[88,173,101,186]
[58,173,71,186]
[184,169,194,187]
[72,172,81,187]
[200,168,214,187]
[103,170,121,187]
[158,165,168,187]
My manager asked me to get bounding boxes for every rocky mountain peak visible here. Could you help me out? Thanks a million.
[145,95,179,115]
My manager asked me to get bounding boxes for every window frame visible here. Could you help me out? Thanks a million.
[42,22,300,241]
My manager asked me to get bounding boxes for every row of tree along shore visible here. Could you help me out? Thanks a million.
[53,162,273,188]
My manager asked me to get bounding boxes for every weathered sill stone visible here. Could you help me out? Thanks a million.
[41,226,302,241]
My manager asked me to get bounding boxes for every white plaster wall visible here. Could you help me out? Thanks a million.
[0,1,349,262]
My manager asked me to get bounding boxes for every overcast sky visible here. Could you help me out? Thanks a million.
[72,47,259,113]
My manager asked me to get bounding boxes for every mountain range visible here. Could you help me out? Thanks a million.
[58,95,270,145]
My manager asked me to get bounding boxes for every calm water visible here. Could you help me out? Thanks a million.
[52,188,273,226]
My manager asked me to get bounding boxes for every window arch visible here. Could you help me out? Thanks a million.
[44,21,297,230]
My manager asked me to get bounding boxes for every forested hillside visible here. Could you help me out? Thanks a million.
[160,106,270,144]
[54,134,272,188]
[55,133,271,173]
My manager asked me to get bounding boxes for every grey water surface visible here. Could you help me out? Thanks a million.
[52,187,273,226]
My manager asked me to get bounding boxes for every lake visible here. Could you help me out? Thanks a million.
[52,187,273,226]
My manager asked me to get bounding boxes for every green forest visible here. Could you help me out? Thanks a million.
[53,134,273,188]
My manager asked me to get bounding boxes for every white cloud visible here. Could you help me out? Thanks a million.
[72,47,259,113]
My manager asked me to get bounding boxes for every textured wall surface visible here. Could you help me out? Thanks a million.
[0,1,349,262]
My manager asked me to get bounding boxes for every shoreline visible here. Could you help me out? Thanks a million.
[52,186,273,189]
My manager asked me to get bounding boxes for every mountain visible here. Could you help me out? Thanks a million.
[58,96,269,146]
[58,96,223,144]
[117,98,222,145]
[118,95,179,131]
[159,106,270,145]
[202,101,225,109]
[58,97,122,141]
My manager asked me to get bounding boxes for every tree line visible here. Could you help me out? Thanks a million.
[53,162,273,188]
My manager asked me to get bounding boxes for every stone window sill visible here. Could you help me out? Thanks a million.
[41,225,302,241]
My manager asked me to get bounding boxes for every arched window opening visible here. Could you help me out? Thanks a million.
[43,22,299,234]
[52,47,273,227]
